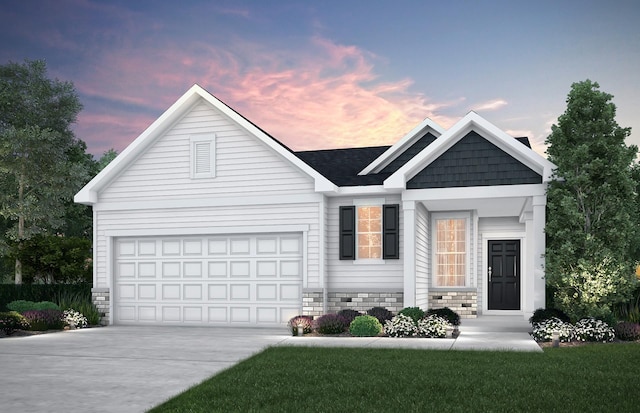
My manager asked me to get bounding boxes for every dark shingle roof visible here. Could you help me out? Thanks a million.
[295,146,391,186]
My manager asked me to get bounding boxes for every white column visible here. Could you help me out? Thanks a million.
[403,200,416,308]
[532,194,547,311]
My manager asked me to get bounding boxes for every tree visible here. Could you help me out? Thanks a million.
[0,59,90,284]
[545,79,638,322]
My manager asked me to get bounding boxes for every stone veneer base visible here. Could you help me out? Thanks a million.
[428,290,478,318]
[91,288,110,325]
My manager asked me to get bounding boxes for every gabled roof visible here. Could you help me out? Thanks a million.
[359,117,445,175]
[296,146,390,186]
[75,84,336,204]
[384,111,556,189]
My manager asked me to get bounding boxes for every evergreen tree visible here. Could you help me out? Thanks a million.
[545,79,638,322]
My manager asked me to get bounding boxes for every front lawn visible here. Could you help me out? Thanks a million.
[149,344,640,413]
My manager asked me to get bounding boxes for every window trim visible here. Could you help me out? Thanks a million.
[431,211,471,288]
[356,205,383,261]
[190,134,216,179]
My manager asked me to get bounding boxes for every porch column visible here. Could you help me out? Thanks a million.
[532,194,546,311]
[403,200,416,308]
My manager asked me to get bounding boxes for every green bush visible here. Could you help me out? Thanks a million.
[398,307,424,323]
[7,300,60,313]
[0,311,30,334]
[614,284,640,323]
[349,315,382,337]
[528,307,571,325]
[426,307,461,326]
[366,306,394,325]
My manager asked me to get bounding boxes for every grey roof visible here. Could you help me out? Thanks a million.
[294,135,534,187]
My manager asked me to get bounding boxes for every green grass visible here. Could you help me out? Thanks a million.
[149,344,640,413]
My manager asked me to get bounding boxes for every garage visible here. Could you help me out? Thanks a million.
[113,233,303,326]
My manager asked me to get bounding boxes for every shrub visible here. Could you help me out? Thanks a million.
[287,315,314,335]
[7,300,60,313]
[349,315,382,337]
[531,317,574,342]
[418,315,449,338]
[398,307,424,323]
[366,306,394,326]
[529,307,571,325]
[315,314,349,335]
[22,309,65,331]
[54,290,101,325]
[63,309,88,329]
[0,311,30,334]
[574,318,615,342]
[384,314,418,338]
[614,321,640,341]
[426,307,461,326]
[614,285,640,323]
[337,309,362,325]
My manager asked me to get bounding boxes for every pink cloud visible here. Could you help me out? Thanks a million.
[74,36,464,154]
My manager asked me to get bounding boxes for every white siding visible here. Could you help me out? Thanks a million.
[477,217,525,311]
[94,202,321,289]
[99,100,315,203]
[326,195,404,290]
[415,203,429,308]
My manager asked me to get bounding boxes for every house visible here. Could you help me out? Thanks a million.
[75,84,555,326]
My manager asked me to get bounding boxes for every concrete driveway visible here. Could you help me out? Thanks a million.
[0,317,539,413]
[0,326,289,413]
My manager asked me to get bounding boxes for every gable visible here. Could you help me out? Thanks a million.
[379,132,438,175]
[296,146,390,186]
[406,131,542,189]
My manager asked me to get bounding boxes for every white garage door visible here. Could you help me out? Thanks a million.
[114,233,303,325]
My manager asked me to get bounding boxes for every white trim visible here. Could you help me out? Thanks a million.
[335,186,395,196]
[92,193,324,211]
[359,118,445,175]
[353,198,386,206]
[104,224,310,238]
[402,184,546,202]
[107,235,114,326]
[190,134,216,179]
[481,232,526,315]
[431,211,472,288]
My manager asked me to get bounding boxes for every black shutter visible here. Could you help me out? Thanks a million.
[383,204,400,259]
[339,206,356,260]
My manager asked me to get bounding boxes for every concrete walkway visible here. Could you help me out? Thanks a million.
[0,316,538,413]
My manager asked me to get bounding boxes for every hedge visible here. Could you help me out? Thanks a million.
[0,283,92,311]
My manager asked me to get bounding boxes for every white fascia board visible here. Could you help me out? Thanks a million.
[358,118,445,176]
[330,185,401,197]
[384,111,557,189]
[74,85,208,205]
[401,183,547,202]
[195,87,337,193]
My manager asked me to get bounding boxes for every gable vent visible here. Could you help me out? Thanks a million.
[191,134,216,178]
[195,142,211,174]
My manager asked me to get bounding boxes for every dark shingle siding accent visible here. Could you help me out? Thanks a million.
[379,132,438,174]
[406,131,542,189]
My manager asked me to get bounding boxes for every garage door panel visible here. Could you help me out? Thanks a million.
[115,234,303,326]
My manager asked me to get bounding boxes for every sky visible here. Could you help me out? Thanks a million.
[1,0,639,158]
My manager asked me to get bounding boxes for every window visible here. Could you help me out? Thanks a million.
[339,204,399,260]
[191,134,215,178]
[357,206,382,259]
[435,218,467,287]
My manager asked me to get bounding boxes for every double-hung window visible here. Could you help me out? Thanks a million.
[357,206,382,259]
[433,215,468,287]
[339,203,399,260]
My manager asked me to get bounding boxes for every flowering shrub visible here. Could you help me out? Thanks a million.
[531,317,575,342]
[63,309,88,329]
[0,311,30,335]
[315,313,349,335]
[417,315,449,338]
[426,307,461,326]
[366,306,394,326]
[614,321,640,341]
[287,315,314,335]
[574,318,615,342]
[22,309,65,331]
[349,315,382,337]
[384,314,419,337]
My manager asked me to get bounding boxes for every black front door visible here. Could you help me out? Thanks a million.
[488,240,520,310]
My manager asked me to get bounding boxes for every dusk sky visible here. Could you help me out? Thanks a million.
[1,0,639,158]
